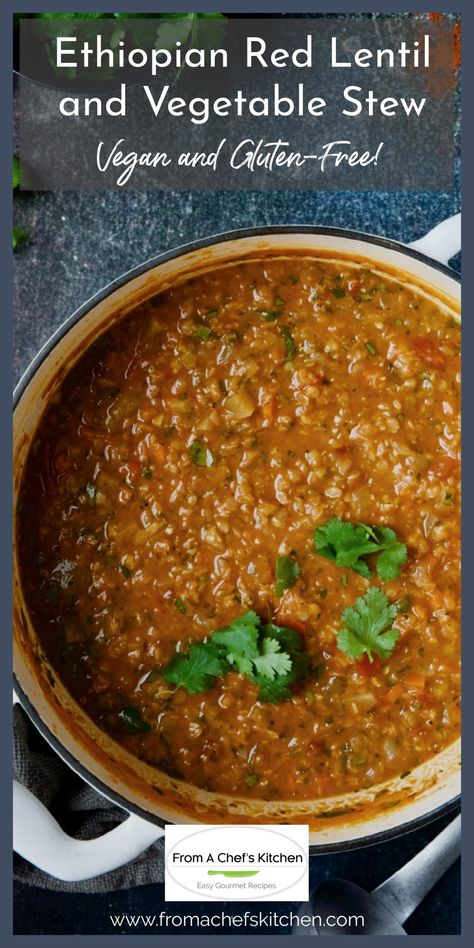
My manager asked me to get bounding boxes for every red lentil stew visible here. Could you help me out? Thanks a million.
[17,255,460,801]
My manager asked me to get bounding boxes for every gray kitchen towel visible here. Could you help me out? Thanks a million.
[13,705,165,891]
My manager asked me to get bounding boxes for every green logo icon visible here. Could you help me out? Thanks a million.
[207,870,260,878]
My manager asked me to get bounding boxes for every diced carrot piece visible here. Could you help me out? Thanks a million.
[262,395,277,421]
[387,682,405,703]
[148,442,167,466]
[404,674,426,691]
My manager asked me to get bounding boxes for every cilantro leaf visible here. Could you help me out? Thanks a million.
[252,637,292,680]
[314,518,407,580]
[163,642,226,694]
[254,623,311,702]
[275,555,301,597]
[337,587,399,662]
[256,675,295,703]
[212,611,260,676]
[314,519,376,577]
[373,527,408,581]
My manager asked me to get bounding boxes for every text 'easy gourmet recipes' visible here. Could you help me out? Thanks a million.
[18,256,460,801]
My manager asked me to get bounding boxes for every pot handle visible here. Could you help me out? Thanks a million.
[13,780,164,882]
[408,213,461,266]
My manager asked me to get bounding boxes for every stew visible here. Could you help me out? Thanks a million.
[17,255,461,801]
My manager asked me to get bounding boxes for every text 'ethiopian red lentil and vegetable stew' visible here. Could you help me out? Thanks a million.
[18,255,460,801]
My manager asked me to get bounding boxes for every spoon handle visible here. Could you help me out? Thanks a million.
[373,813,461,925]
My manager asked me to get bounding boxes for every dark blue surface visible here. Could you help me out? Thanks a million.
[13,187,461,935]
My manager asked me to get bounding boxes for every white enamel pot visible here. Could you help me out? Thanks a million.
[13,215,461,882]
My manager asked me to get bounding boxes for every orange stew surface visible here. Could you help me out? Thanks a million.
[18,256,461,801]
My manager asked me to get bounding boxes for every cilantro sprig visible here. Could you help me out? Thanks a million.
[314,518,407,581]
[163,610,312,703]
[337,587,400,662]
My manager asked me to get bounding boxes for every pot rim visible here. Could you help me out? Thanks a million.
[13,676,461,853]
[13,223,461,851]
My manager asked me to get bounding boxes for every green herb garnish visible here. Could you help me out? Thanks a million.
[85,483,96,506]
[365,341,377,356]
[175,597,187,614]
[195,324,212,341]
[163,610,311,703]
[314,518,407,581]
[397,596,411,614]
[118,706,151,734]
[164,642,227,694]
[259,309,283,322]
[275,554,301,597]
[189,439,214,467]
[282,326,297,360]
[337,588,399,662]
[332,286,346,298]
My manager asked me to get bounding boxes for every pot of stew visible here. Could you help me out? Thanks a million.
[13,216,461,881]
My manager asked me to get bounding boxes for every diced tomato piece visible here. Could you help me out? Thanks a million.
[412,336,445,369]
[281,618,307,636]
[126,460,141,481]
[309,738,325,753]
[356,654,382,676]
